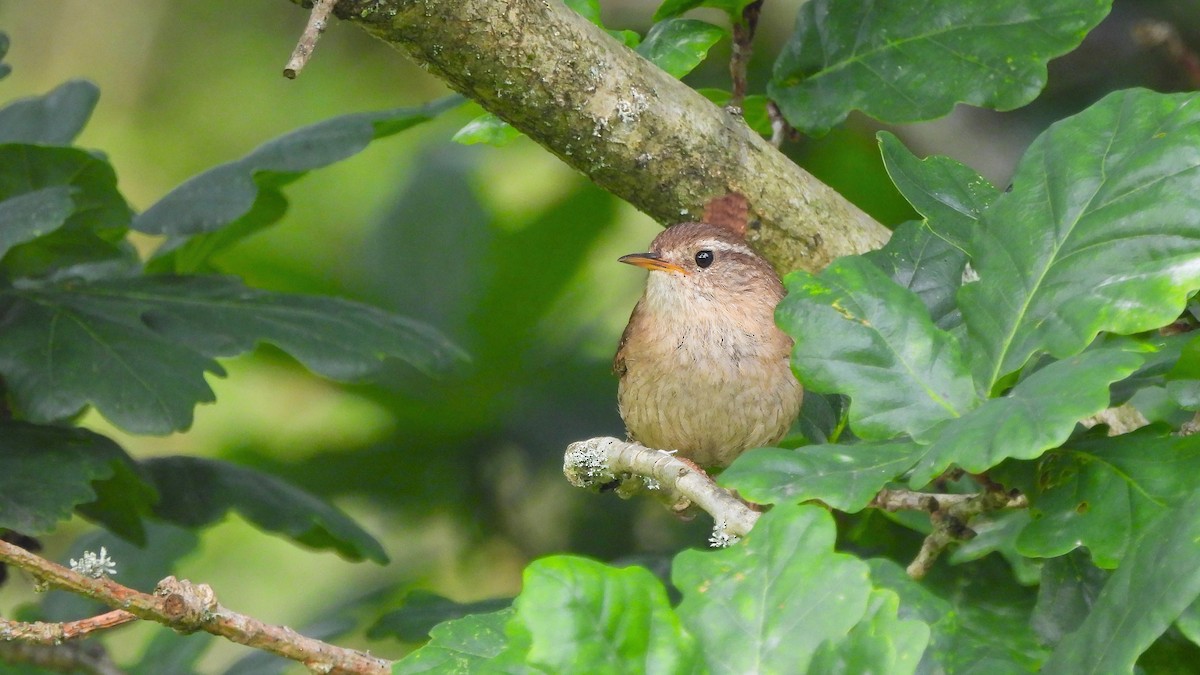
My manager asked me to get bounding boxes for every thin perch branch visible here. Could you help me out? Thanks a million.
[0,539,390,675]
[284,0,337,79]
[0,610,138,644]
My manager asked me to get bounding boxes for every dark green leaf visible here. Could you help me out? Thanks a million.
[722,441,923,512]
[392,609,514,675]
[0,33,10,81]
[146,183,288,274]
[0,275,466,434]
[674,504,872,672]
[908,344,1145,486]
[810,589,930,675]
[0,80,99,145]
[877,132,999,254]
[75,453,158,545]
[0,422,136,535]
[870,558,1045,672]
[0,144,131,238]
[1017,428,1200,568]
[1044,489,1200,673]
[653,0,758,22]
[947,510,1039,586]
[769,0,1111,134]
[636,20,726,79]
[864,220,969,331]
[142,456,387,563]
[1031,549,1107,646]
[779,257,978,441]
[133,97,462,238]
[0,186,74,261]
[510,556,696,673]
[369,591,511,642]
[451,113,522,148]
[962,90,1200,390]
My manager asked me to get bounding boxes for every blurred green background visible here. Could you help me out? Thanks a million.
[0,0,1197,671]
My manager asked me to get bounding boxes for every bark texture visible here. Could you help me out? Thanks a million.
[307,0,891,273]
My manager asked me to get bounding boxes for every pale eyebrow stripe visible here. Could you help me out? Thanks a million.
[695,239,755,256]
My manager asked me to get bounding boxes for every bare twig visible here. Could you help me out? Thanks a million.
[0,539,390,675]
[0,640,124,675]
[283,0,337,79]
[564,437,760,540]
[873,487,1027,580]
[0,610,138,644]
[766,100,795,148]
[728,0,764,111]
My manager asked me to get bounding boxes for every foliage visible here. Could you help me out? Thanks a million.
[4,0,1200,672]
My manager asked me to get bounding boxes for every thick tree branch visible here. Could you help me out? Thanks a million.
[286,0,890,274]
[0,540,389,675]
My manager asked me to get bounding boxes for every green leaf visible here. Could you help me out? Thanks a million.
[563,0,602,25]
[142,456,387,563]
[392,609,514,675]
[697,89,772,136]
[1166,333,1200,410]
[133,97,462,238]
[0,144,131,238]
[509,556,696,674]
[369,591,511,642]
[769,0,1111,134]
[0,422,137,535]
[721,441,922,512]
[877,131,1000,253]
[962,90,1200,390]
[74,452,159,545]
[1017,428,1200,568]
[636,19,726,79]
[451,113,523,148]
[0,80,99,145]
[907,344,1145,486]
[1031,549,1108,646]
[674,504,872,672]
[0,275,467,434]
[810,589,930,675]
[653,0,758,22]
[0,32,11,81]
[0,186,74,261]
[869,557,1045,672]
[779,256,978,441]
[863,220,968,331]
[1044,489,1200,673]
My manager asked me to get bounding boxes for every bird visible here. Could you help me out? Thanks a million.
[614,221,803,469]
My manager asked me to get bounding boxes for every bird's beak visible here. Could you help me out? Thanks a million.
[618,252,689,275]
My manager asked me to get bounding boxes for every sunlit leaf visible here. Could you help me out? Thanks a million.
[722,441,922,512]
[770,0,1111,134]
[392,609,514,675]
[778,257,978,441]
[674,504,872,672]
[636,19,726,79]
[143,456,387,563]
[864,220,969,331]
[810,589,929,675]
[451,113,523,148]
[962,90,1200,390]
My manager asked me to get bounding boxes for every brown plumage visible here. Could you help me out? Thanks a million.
[615,222,803,469]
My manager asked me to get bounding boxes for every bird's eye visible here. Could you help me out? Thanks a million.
[695,250,714,268]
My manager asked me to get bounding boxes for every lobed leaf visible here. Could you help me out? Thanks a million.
[134,97,462,239]
[0,422,142,535]
[810,589,929,675]
[1016,429,1200,568]
[769,0,1111,135]
[877,131,999,254]
[0,275,467,434]
[721,441,923,512]
[142,456,387,563]
[0,80,99,145]
[961,89,1200,390]
[1044,489,1200,673]
[392,609,515,674]
[674,504,874,672]
[907,343,1145,486]
[0,186,74,261]
[509,556,697,674]
[864,220,969,331]
[778,256,978,442]
[635,19,726,80]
